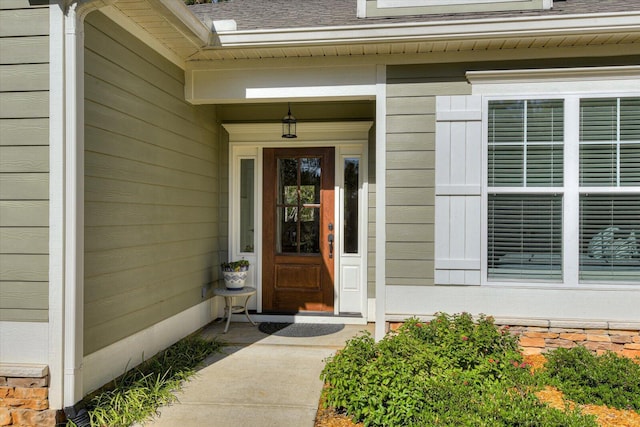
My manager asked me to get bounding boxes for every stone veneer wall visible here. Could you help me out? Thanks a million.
[512,325,640,358]
[0,365,59,427]
[387,320,640,359]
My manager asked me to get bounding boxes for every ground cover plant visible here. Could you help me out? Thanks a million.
[321,313,602,427]
[543,345,640,411]
[68,335,221,427]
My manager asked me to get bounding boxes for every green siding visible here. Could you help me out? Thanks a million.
[83,12,220,355]
[385,64,470,287]
[0,3,49,322]
[368,126,376,298]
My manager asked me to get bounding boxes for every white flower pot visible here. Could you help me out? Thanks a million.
[222,271,247,290]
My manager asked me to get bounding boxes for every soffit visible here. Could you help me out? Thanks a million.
[107,0,208,61]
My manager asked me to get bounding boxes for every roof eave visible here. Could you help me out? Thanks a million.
[209,11,640,48]
[151,0,211,46]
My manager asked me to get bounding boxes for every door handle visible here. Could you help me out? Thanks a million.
[328,233,334,259]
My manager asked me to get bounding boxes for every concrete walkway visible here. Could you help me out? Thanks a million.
[141,321,373,427]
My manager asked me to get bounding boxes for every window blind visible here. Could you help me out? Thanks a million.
[580,97,640,186]
[580,195,640,281]
[488,194,563,280]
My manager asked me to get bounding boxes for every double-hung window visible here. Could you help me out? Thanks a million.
[486,96,640,284]
[487,99,564,281]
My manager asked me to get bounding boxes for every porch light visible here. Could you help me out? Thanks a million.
[282,103,297,139]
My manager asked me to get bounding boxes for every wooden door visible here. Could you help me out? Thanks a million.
[263,147,335,313]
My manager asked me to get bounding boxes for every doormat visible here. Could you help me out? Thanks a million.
[258,322,345,337]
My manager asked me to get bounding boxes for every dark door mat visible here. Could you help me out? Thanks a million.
[258,322,345,337]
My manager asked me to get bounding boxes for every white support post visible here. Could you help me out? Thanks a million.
[375,65,387,341]
[48,1,66,411]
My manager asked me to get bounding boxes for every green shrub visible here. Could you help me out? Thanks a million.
[544,345,640,411]
[321,313,596,427]
[399,313,522,372]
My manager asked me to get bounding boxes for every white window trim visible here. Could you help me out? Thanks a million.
[483,95,568,288]
[469,68,640,290]
[378,0,542,7]
[376,0,553,10]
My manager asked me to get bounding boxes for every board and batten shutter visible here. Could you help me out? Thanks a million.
[434,95,483,285]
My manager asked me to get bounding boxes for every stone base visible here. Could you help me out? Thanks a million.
[511,325,640,358]
[0,364,59,427]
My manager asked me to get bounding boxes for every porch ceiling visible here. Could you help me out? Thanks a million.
[105,1,640,65]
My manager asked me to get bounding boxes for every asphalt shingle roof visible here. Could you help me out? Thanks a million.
[188,0,640,31]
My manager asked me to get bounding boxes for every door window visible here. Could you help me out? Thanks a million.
[240,159,255,253]
[344,158,359,254]
[277,157,322,254]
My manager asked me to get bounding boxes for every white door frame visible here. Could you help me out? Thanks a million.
[223,122,372,322]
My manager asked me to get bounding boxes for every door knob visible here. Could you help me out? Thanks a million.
[328,233,334,258]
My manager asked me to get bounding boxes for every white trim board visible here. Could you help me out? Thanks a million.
[374,65,387,341]
[235,314,369,325]
[386,285,640,323]
[187,65,377,104]
[48,2,66,411]
[0,322,49,365]
[82,299,216,395]
[467,66,640,95]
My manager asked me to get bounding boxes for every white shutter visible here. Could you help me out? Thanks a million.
[435,95,482,285]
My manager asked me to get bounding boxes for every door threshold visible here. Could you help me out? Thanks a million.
[231,313,368,325]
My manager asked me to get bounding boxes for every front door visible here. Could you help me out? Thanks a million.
[262,147,335,313]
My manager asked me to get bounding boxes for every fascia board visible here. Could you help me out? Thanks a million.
[210,11,640,48]
[467,65,640,84]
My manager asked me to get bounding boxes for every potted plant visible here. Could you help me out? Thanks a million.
[220,259,249,290]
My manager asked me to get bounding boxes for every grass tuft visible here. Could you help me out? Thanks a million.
[68,335,221,427]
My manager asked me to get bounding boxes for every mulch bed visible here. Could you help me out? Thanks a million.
[314,354,640,427]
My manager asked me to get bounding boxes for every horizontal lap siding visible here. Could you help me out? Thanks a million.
[0,3,49,322]
[83,12,219,355]
[385,65,469,287]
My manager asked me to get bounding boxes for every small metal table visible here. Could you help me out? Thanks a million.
[213,286,257,333]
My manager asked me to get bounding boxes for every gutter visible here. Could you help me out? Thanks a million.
[209,11,640,48]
